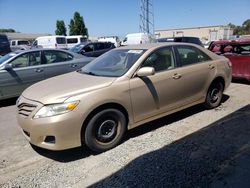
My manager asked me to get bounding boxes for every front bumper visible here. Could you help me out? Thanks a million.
[16,96,83,150]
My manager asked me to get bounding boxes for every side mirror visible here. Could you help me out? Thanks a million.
[81,49,86,54]
[4,64,13,71]
[136,67,155,77]
[215,51,222,55]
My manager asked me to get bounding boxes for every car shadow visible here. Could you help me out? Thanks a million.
[34,94,230,163]
[90,104,250,187]
[31,145,93,162]
[232,79,250,85]
[127,94,229,140]
[0,97,18,108]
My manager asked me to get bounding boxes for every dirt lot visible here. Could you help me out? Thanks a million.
[0,82,250,187]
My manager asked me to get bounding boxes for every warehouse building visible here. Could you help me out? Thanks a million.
[155,25,233,42]
[1,32,49,42]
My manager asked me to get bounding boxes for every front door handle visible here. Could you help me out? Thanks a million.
[172,73,182,79]
[70,64,78,68]
[35,68,43,73]
[209,64,215,69]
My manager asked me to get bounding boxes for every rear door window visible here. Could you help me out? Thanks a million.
[104,43,112,49]
[18,41,29,45]
[44,50,73,64]
[175,45,211,66]
[56,37,66,44]
[95,43,106,50]
[67,38,78,44]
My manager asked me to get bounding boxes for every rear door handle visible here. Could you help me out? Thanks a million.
[35,68,43,73]
[70,64,78,68]
[172,73,182,79]
[209,64,215,69]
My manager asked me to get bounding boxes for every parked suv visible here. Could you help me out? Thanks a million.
[17,43,231,153]
[0,34,11,56]
[10,39,31,51]
[208,38,250,81]
[157,36,203,46]
[70,42,115,57]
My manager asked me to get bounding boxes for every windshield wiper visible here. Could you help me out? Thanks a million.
[80,70,99,76]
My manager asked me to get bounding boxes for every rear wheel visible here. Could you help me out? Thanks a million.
[84,109,126,153]
[204,82,224,109]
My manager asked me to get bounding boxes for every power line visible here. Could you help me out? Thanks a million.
[139,0,154,36]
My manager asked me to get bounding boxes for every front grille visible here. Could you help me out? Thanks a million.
[18,103,37,117]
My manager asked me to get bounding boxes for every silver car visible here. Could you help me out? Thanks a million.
[0,49,94,100]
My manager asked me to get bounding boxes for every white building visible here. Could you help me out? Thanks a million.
[155,25,233,42]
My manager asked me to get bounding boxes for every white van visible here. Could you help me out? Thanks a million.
[33,36,67,49]
[98,36,120,47]
[121,33,154,46]
[66,35,88,48]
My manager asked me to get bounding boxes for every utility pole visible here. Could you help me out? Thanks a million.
[140,0,154,36]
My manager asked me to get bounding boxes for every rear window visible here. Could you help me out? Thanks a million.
[80,37,87,43]
[67,38,78,44]
[56,37,66,44]
[234,44,250,55]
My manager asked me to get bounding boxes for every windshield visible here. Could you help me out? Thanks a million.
[80,49,145,77]
[0,52,18,65]
[69,43,86,53]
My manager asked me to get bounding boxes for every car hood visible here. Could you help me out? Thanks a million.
[22,71,117,104]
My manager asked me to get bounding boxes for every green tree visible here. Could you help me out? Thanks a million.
[69,19,75,36]
[0,28,16,33]
[68,11,88,36]
[55,20,67,36]
[229,19,250,35]
[242,19,250,34]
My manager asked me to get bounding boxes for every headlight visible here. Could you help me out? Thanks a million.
[33,101,79,119]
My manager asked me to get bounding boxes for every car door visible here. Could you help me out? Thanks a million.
[172,45,216,107]
[0,51,44,99]
[42,50,75,79]
[130,46,183,122]
[93,43,108,57]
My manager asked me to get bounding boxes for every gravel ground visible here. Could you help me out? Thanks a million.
[0,82,249,187]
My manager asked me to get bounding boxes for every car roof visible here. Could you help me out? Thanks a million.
[11,48,77,57]
[15,48,70,53]
[212,38,250,45]
[118,42,201,50]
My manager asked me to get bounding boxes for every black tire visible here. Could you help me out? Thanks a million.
[204,81,224,109]
[84,109,127,153]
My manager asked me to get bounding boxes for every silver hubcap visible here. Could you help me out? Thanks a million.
[97,120,117,143]
[210,88,219,103]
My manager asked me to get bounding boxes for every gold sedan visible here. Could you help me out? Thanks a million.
[16,43,232,152]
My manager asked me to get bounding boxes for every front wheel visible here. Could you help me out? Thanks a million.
[204,82,224,109]
[84,109,127,153]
